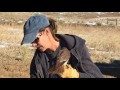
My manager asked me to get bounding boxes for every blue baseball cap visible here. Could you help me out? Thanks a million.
[21,14,50,45]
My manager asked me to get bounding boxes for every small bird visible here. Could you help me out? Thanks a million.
[48,47,71,74]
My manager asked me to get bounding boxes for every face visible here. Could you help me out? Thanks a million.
[32,28,51,52]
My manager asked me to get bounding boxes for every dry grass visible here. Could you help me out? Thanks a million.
[0,23,120,78]
[1,12,120,78]
[0,24,23,43]
[0,12,34,20]
[0,45,35,78]
[0,24,35,78]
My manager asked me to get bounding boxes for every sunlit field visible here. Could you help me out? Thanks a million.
[0,12,120,78]
[0,24,120,78]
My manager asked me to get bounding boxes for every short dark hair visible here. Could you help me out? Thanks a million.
[39,18,59,42]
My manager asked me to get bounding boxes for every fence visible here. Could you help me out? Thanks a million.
[107,18,118,26]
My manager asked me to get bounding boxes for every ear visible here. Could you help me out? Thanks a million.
[45,28,50,36]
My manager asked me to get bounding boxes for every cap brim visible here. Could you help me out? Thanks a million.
[21,31,38,45]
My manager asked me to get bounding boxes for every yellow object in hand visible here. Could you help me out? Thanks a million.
[58,64,80,78]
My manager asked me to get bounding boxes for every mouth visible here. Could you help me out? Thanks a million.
[37,46,41,49]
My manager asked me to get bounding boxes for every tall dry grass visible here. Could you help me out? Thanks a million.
[0,24,34,78]
[0,24,23,43]
[0,24,120,77]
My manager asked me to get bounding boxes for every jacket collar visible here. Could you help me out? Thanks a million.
[56,34,85,50]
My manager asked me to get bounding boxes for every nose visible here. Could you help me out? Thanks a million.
[32,43,38,47]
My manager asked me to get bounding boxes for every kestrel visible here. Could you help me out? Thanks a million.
[48,47,71,74]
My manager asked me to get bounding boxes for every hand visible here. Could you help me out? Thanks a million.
[57,64,80,78]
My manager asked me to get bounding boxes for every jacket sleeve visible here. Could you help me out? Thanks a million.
[30,50,61,78]
[77,45,104,78]
[30,57,37,78]
[49,74,61,78]
[30,49,40,78]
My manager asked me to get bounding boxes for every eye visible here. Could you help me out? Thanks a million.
[39,33,42,36]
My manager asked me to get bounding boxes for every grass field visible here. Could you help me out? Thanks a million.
[0,12,120,78]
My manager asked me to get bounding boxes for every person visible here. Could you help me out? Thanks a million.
[21,14,103,78]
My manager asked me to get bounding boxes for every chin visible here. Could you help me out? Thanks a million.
[39,48,46,52]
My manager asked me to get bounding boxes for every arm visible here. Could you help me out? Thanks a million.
[30,57,38,78]
[30,49,40,78]
[49,74,62,78]
[30,50,62,78]
[57,45,103,78]
[77,45,104,78]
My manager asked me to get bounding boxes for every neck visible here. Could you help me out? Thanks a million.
[51,40,59,52]
[46,37,60,53]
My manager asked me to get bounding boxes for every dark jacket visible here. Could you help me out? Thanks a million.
[30,34,103,78]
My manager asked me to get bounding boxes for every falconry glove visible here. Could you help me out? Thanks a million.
[58,64,79,78]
